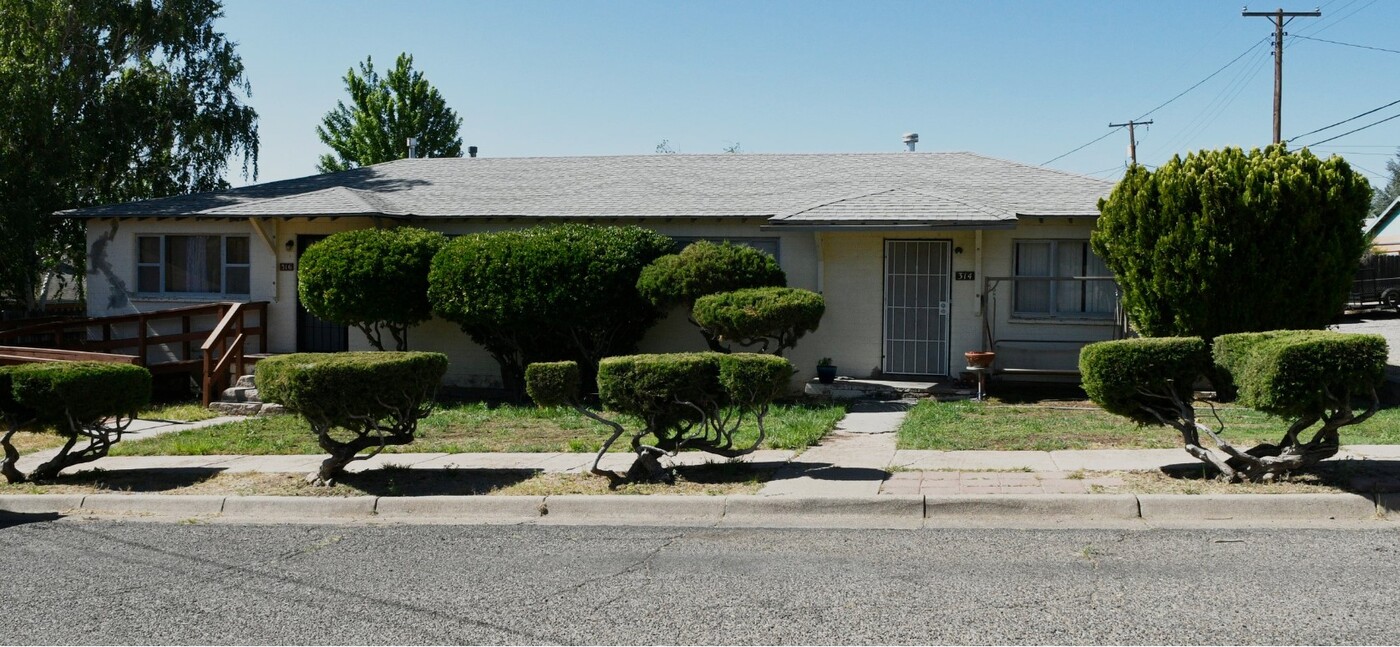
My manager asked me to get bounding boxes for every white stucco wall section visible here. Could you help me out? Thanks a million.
[84,215,1116,390]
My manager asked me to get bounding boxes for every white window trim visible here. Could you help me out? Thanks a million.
[135,234,251,297]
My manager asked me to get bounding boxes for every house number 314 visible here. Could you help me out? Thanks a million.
[954,271,975,281]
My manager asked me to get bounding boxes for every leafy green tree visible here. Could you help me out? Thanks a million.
[1092,146,1371,341]
[297,227,446,351]
[636,241,787,351]
[1372,147,1400,215]
[0,0,259,312]
[429,225,675,396]
[316,53,462,172]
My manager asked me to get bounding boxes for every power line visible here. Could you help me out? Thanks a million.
[1041,128,1123,166]
[1040,36,1268,166]
[1292,34,1400,55]
[1287,98,1400,142]
[1243,8,1322,144]
[1302,112,1400,147]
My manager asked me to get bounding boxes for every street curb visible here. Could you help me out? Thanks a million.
[720,495,924,529]
[221,495,376,519]
[375,495,545,523]
[80,494,225,517]
[3,492,1397,527]
[542,495,726,526]
[925,494,1140,522]
[0,494,84,515]
[1137,493,1380,521]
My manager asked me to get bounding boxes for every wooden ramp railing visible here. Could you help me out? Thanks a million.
[0,301,269,405]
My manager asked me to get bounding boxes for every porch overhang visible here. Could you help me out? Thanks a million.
[760,220,1017,232]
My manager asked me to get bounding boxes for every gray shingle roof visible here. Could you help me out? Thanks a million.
[59,152,1114,227]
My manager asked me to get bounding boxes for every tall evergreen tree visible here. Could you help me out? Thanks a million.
[1092,146,1372,340]
[1372,147,1400,215]
[316,53,462,173]
[0,0,259,312]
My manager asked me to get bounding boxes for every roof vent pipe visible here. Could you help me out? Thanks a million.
[407,137,418,159]
[468,145,478,158]
[903,132,918,152]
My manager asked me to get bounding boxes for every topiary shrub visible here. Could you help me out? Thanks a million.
[691,287,825,356]
[525,352,791,485]
[1080,337,1209,425]
[257,351,448,484]
[0,362,151,483]
[524,361,580,408]
[636,241,787,351]
[297,227,447,351]
[429,224,675,396]
[1081,331,1389,481]
[1207,330,1387,479]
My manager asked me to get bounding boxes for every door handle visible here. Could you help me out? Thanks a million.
[938,302,949,315]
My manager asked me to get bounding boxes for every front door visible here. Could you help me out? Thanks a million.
[883,240,951,376]
[295,234,349,353]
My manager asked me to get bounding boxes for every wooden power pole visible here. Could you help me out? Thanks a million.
[1109,120,1152,165]
[1243,7,1321,144]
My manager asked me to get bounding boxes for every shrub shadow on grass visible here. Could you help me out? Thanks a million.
[34,467,225,492]
[335,468,539,496]
[985,382,1090,405]
[1158,458,1400,494]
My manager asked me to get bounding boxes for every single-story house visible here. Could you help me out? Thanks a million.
[1366,197,1400,254]
[61,152,1121,389]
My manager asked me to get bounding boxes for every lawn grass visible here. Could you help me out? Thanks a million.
[111,402,845,456]
[7,399,225,456]
[898,399,1400,451]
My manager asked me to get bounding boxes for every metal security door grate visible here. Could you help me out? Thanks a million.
[884,240,951,375]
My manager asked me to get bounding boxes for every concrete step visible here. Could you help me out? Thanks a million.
[205,401,289,417]
[220,386,260,403]
[235,374,256,388]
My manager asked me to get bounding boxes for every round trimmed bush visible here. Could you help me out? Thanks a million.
[692,287,825,355]
[1080,337,1208,424]
[2,361,151,425]
[297,227,447,350]
[636,241,786,309]
[525,361,581,407]
[256,351,448,426]
[1213,330,1387,418]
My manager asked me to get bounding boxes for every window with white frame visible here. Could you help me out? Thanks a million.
[136,235,250,295]
[1012,240,1115,319]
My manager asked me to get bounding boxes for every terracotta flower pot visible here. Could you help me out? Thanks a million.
[964,351,996,369]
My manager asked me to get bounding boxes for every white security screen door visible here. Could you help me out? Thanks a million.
[884,240,952,375]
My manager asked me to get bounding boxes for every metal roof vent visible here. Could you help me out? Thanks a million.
[903,133,919,152]
[407,137,418,159]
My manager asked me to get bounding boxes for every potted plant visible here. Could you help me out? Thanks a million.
[964,350,995,369]
[816,357,837,384]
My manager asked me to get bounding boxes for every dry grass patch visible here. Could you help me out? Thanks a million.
[1085,459,1400,495]
[0,461,772,497]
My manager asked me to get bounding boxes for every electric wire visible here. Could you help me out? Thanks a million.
[1286,98,1400,143]
[1040,36,1269,166]
[1302,112,1400,147]
[1290,34,1400,56]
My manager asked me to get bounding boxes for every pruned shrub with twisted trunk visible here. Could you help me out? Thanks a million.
[256,351,448,484]
[525,353,790,485]
[1080,332,1388,481]
[692,287,825,356]
[0,362,151,483]
[636,241,787,352]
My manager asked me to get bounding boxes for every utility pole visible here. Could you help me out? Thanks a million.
[1109,120,1153,165]
[1243,7,1321,144]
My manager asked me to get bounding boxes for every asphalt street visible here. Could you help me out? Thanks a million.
[0,519,1396,645]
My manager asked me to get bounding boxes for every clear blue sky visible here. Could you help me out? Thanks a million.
[218,0,1400,190]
